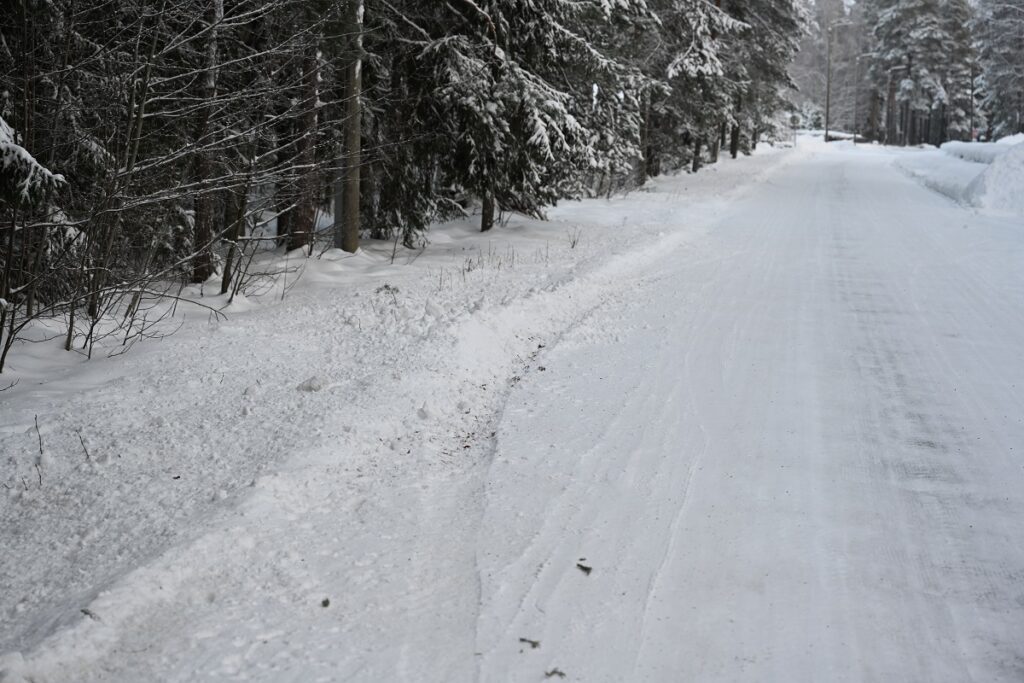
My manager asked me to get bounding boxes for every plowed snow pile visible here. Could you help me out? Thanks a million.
[896,137,1024,216]
[941,140,1008,164]
[966,142,1024,215]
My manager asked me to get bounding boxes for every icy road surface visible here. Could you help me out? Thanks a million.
[2,142,1023,682]
[477,151,1024,680]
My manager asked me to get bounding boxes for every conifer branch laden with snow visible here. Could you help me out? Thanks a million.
[0,117,65,207]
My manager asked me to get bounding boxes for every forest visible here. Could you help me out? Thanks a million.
[0,0,1021,373]
[791,0,1024,145]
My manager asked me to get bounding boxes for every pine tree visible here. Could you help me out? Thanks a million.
[627,0,741,175]
[976,0,1024,136]
[866,0,977,144]
[362,1,652,235]
[721,0,804,151]
[0,0,813,370]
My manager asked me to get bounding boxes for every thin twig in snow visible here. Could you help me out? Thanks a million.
[34,415,43,456]
[75,429,92,462]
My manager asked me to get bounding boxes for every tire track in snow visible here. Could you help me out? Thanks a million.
[627,252,725,675]
[476,146,1024,681]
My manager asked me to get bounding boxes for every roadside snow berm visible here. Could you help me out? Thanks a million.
[966,142,1024,215]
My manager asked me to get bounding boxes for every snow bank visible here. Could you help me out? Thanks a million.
[941,140,1010,164]
[894,150,986,203]
[800,129,857,140]
[966,142,1024,215]
[895,140,1024,216]
[997,133,1024,146]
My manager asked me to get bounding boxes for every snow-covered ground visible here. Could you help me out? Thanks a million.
[1,146,791,681]
[3,137,1024,681]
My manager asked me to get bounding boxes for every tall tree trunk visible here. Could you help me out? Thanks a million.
[333,145,345,249]
[192,192,216,281]
[276,197,292,247]
[289,49,318,253]
[646,108,660,178]
[191,0,223,282]
[691,136,702,173]
[885,74,897,145]
[274,112,295,248]
[220,184,247,294]
[480,191,495,232]
[364,157,380,239]
[1017,90,1023,134]
[900,100,910,146]
[340,0,363,253]
[1,207,18,359]
[868,90,880,141]
[332,84,345,250]
[636,90,649,186]
[969,64,976,140]
[729,97,741,159]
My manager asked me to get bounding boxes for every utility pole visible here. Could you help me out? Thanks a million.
[853,54,863,144]
[825,19,856,143]
[825,22,832,143]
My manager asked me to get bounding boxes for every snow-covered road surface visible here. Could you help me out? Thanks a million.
[3,141,1023,681]
[478,149,1024,681]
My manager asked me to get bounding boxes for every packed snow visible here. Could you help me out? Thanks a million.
[3,138,1024,681]
[478,141,1024,681]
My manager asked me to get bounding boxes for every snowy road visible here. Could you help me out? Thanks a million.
[3,142,1024,682]
[477,148,1024,680]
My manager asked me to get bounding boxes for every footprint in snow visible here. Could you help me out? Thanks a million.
[296,376,326,392]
